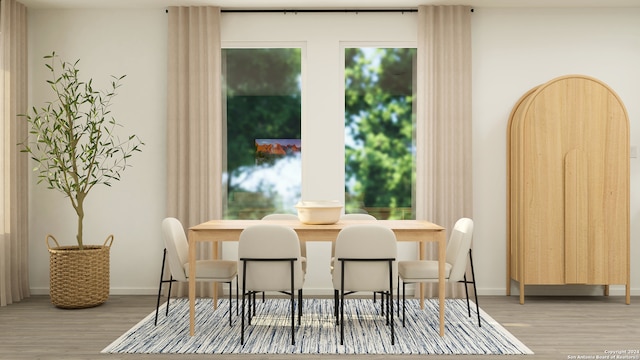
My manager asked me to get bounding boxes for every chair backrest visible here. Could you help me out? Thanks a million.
[262,213,305,257]
[340,213,376,221]
[238,224,304,291]
[262,213,298,220]
[333,213,377,256]
[161,217,189,282]
[332,224,397,292]
[446,217,474,282]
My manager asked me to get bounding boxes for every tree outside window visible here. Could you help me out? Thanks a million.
[344,48,416,219]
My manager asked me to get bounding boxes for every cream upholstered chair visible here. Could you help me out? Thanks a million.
[238,224,305,345]
[332,214,384,306]
[155,217,238,326]
[331,213,376,262]
[398,217,480,327]
[332,224,397,345]
[262,213,306,272]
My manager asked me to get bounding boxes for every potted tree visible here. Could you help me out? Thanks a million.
[20,52,144,308]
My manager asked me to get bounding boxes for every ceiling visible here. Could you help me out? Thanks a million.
[19,0,640,9]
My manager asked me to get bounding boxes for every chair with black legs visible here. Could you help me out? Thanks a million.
[154,217,238,326]
[238,224,305,346]
[397,217,480,327]
[331,214,390,315]
[262,213,307,273]
[332,223,397,346]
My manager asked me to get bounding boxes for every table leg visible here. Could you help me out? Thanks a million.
[419,241,425,309]
[189,230,197,336]
[437,230,446,337]
[213,241,219,310]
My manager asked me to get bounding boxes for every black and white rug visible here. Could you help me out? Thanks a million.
[102,297,533,355]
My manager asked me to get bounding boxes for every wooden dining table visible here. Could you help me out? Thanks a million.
[187,219,447,337]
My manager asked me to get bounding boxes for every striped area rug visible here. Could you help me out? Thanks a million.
[102,297,533,355]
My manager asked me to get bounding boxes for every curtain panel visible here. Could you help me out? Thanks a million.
[416,5,473,297]
[0,0,29,306]
[166,6,223,297]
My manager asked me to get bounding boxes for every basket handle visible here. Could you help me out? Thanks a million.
[46,234,60,250]
[103,234,114,248]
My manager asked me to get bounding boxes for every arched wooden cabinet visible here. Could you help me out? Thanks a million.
[507,75,630,304]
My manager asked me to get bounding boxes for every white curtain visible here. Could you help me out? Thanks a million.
[166,6,223,297]
[416,5,473,297]
[0,0,29,306]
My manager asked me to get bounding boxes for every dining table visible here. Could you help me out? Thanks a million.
[187,219,447,337]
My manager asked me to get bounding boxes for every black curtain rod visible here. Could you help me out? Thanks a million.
[165,8,474,14]
[221,9,418,13]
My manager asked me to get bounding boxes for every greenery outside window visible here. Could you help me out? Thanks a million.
[344,47,417,219]
[222,48,302,219]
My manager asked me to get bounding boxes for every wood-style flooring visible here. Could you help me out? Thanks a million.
[0,295,638,359]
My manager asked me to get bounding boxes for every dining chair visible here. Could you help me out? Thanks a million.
[155,217,238,327]
[262,213,306,272]
[331,213,377,267]
[238,224,305,345]
[331,214,385,310]
[332,223,397,345]
[397,217,480,327]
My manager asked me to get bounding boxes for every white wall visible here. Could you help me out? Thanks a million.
[471,7,640,296]
[28,9,168,294]
[27,6,640,297]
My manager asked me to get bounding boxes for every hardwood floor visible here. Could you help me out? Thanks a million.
[1,295,638,359]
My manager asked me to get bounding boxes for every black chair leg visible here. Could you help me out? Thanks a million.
[289,260,295,345]
[464,273,471,317]
[402,281,406,327]
[459,249,481,327]
[397,277,400,317]
[297,289,303,325]
[340,288,345,345]
[235,275,239,316]
[469,249,481,327]
[388,260,394,346]
[166,277,173,316]
[252,291,256,316]
[227,281,233,327]
[241,262,247,345]
[334,289,339,325]
[390,290,394,345]
[155,249,175,326]
[241,290,246,345]
[248,291,254,325]
[340,261,345,345]
[290,289,295,345]
[384,291,389,325]
[154,249,167,326]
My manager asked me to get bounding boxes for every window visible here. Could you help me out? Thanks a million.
[222,48,302,219]
[344,47,416,219]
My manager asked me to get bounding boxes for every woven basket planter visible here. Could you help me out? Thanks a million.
[46,235,114,309]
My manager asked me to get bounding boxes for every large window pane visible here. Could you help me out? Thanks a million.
[344,48,416,219]
[223,48,302,219]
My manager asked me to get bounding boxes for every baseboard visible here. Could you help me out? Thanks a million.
[30,285,640,297]
[29,287,159,296]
